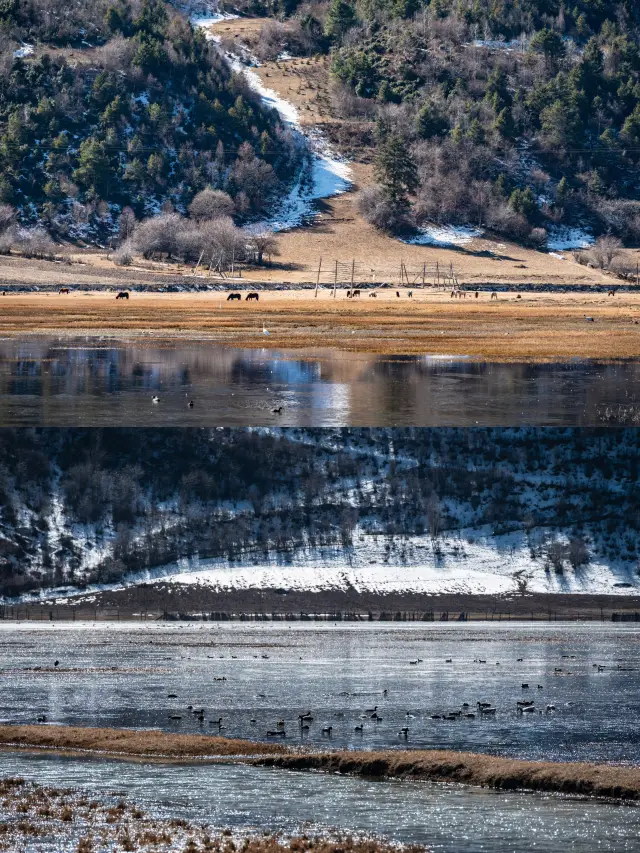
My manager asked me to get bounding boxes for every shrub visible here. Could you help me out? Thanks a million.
[133,213,185,259]
[588,235,623,270]
[358,185,413,233]
[188,189,235,222]
[112,241,134,266]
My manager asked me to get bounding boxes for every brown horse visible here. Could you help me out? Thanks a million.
[227,292,241,301]
[115,291,129,299]
[246,292,259,301]
[59,287,70,295]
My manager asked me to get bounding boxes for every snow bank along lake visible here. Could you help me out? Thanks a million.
[2,337,640,425]
[1,621,639,765]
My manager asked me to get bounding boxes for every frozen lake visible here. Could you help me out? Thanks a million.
[1,621,639,764]
[1,337,640,425]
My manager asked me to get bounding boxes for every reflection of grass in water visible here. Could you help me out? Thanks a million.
[1,776,417,853]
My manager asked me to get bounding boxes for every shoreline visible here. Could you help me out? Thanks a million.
[1,725,639,801]
[2,290,640,360]
[6,589,639,622]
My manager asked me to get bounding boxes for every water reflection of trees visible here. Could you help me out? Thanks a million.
[0,339,639,425]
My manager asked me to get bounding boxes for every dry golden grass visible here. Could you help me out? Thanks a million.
[258,749,640,801]
[3,290,640,359]
[0,724,287,759]
[1,725,638,800]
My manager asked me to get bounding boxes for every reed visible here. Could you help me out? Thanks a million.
[257,749,640,801]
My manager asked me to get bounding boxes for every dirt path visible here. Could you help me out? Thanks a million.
[2,290,640,359]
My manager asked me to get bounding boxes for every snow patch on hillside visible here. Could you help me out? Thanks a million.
[547,226,594,251]
[405,225,483,247]
[19,525,640,605]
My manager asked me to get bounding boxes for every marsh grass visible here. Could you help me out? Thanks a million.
[257,749,640,801]
[0,776,427,853]
[1,725,638,801]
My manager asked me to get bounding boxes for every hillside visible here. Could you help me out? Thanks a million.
[0,0,299,243]
[227,0,640,249]
[2,428,640,601]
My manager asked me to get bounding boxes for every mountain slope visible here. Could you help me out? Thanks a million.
[2,427,640,599]
[0,0,298,240]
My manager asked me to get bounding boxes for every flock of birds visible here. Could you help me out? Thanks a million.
[162,656,575,742]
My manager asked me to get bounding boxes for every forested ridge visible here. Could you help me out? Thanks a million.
[1,428,640,596]
[239,0,640,244]
[0,0,298,242]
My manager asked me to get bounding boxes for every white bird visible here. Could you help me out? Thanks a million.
[584,315,595,322]
[151,395,159,404]
[263,324,270,336]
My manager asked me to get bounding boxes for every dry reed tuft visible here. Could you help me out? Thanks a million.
[0,724,287,759]
[256,749,640,800]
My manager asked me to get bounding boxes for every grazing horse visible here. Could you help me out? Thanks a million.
[608,289,615,296]
[490,291,498,300]
[58,287,70,295]
[369,292,377,298]
[227,292,241,301]
[115,291,129,299]
[407,290,413,298]
[352,289,361,297]
[346,290,353,298]
[246,292,259,301]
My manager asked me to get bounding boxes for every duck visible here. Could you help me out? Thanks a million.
[354,724,364,733]
[398,727,409,737]
[187,400,194,408]
[152,395,159,404]
[365,705,378,713]
[322,726,333,735]
[371,712,383,722]
[209,717,223,728]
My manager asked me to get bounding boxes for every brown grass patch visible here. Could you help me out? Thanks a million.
[0,724,287,759]
[3,290,640,359]
[257,749,640,800]
[0,725,638,801]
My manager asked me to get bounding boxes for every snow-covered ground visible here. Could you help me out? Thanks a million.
[193,7,352,232]
[13,43,34,58]
[547,226,594,251]
[404,225,483,247]
[17,523,640,606]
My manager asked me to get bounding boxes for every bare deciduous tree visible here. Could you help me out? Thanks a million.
[188,188,235,222]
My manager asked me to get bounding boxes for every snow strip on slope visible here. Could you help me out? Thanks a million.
[194,9,352,232]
